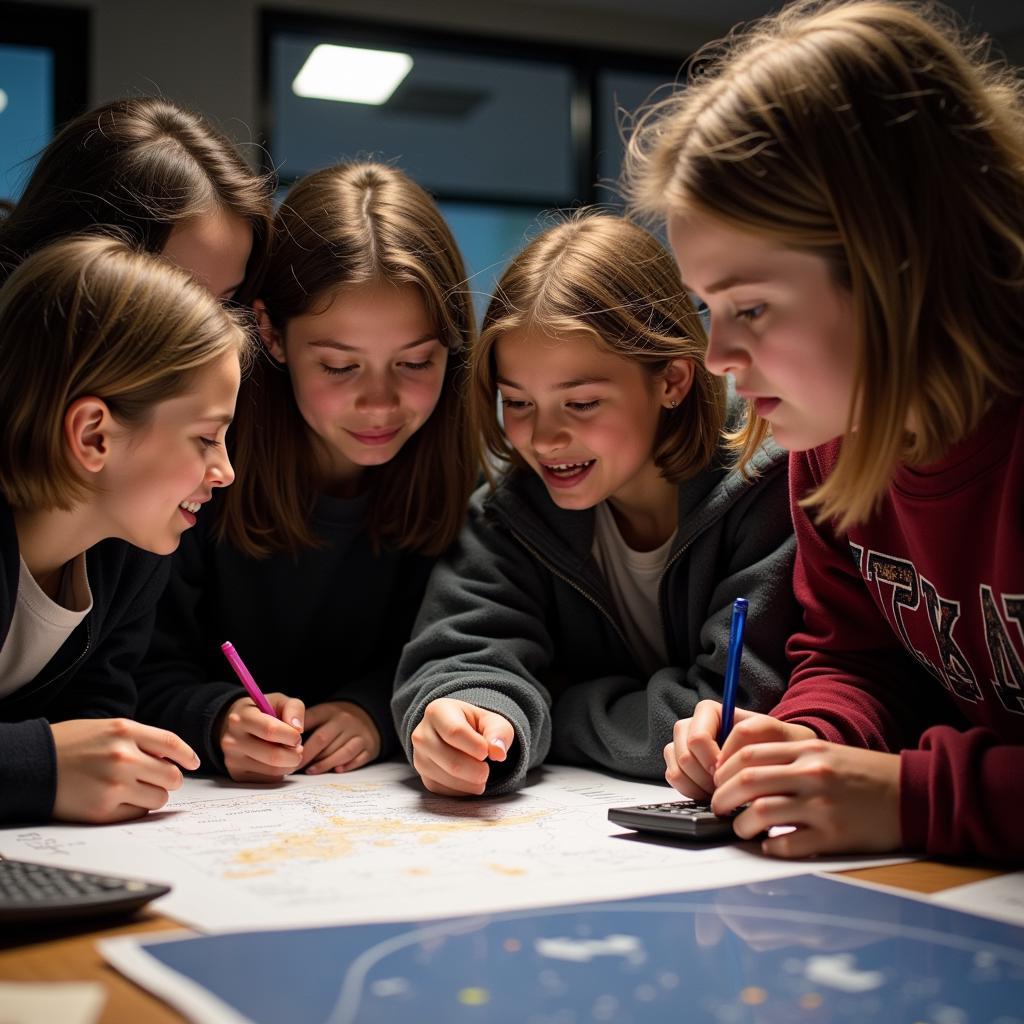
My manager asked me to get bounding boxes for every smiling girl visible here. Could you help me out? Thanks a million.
[636,0,1024,861]
[137,163,477,781]
[0,235,248,823]
[393,213,799,796]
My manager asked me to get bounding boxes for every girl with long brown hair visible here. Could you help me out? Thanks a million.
[637,1,1024,862]
[0,96,272,301]
[138,163,477,782]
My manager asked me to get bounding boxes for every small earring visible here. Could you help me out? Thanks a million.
[669,399,678,409]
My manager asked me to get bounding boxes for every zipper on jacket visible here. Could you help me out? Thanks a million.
[508,527,634,654]
[653,461,782,663]
[40,622,92,689]
[655,538,694,665]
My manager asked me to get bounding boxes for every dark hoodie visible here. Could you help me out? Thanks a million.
[393,424,800,794]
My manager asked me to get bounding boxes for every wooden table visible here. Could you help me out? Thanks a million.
[0,861,1005,1023]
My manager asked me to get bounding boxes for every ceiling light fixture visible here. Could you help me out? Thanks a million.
[292,44,413,105]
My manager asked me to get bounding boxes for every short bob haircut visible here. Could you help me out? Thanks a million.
[0,234,251,511]
[219,161,478,558]
[625,0,1024,530]
[473,212,726,483]
[0,96,273,301]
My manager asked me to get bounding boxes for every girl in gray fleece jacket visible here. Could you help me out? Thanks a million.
[393,214,800,796]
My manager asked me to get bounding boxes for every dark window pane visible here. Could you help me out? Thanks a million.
[596,68,678,208]
[271,33,576,203]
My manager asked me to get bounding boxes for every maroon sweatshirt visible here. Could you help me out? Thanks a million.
[774,399,1024,863]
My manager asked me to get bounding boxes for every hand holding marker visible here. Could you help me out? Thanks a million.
[221,641,279,719]
[218,641,305,781]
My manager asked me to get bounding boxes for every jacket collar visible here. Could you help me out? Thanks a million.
[480,404,786,586]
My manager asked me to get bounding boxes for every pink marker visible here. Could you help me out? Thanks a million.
[221,641,278,719]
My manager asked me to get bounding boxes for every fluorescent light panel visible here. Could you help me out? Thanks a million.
[292,44,413,105]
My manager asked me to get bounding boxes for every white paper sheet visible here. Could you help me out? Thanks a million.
[0,763,906,933]
[931,871,1024,927]
[0,982,105,1024]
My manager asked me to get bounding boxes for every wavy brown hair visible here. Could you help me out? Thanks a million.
[625,0,1024,530]
[0,235,251,511]
[219,162,477,558]
[474,212,725,482]
[0,96,273,301]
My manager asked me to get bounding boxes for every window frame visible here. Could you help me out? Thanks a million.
[0,1,90,127]
[260,9,682,209]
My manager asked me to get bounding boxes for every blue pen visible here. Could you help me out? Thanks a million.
[718,597,748,745]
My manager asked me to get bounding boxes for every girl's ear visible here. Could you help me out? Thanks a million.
[254,299,286,364]
[661,357,695,409]
[64,397,113,475]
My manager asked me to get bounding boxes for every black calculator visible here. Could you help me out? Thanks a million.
[0,857,170,923]
[608,800,740,841]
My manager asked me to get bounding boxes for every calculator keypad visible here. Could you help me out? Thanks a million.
[631,801,735,819]
[0,858,164,922]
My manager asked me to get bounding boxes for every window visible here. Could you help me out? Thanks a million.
[0,2,89,202]
[263,12,680,311]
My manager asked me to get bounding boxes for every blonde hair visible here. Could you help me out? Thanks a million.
[219,162,477,558]
[0,234,251,511]
[625,0,1024,529]
[474,212,725,482]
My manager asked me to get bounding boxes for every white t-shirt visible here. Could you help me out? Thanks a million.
[0,554,92,698]
[591,501,676,676]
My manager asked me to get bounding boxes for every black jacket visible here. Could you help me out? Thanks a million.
[0,497,169,822]
[136,491,434,772]
[394,428,800,794]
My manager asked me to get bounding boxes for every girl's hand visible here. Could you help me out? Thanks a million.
[411,698,514,797]
[51,718,200,823]
[663,700,807,798]
[298,701,380,774]
[218,693,305,783]
[712,739,902,857]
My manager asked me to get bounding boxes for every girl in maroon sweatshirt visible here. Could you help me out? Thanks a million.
[629,0,1024,863]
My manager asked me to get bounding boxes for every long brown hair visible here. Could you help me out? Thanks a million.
[0,96,273,301]
[219,162,477,558]
[0,235,250,511]
[474,212,725,483]
[625,0,1024,529]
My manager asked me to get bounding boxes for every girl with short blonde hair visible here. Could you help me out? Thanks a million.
[0,234,249,824]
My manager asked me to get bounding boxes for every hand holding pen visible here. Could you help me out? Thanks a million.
[663,598,815,801]
[663,598,747,798]
[217,641,306,783]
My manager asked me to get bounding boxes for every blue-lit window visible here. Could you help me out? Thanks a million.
[0,4,89,205]
[0,44,53,201]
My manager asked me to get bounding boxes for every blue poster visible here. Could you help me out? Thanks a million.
[114,874,1024,1024]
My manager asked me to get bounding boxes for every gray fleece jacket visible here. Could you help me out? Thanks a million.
[392,433,799,794]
